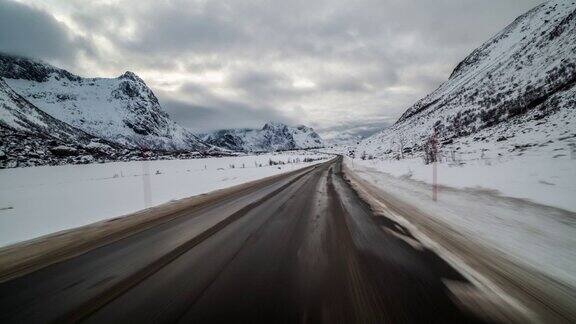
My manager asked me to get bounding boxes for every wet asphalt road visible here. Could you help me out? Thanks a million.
[0,157,486,323]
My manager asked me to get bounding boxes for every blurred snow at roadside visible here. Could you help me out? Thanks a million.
[345,156,576,289]
[349,152,576,212]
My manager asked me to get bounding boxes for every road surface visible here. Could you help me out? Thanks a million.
[0,157,487,323]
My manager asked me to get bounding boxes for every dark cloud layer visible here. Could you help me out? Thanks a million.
[4,0,543,138]
[0,1,77,63]
[159,91,296,133]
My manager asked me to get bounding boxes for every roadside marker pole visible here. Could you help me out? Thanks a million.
[433,160,437,201]
[432,130,438,202]
[142,160,152,208]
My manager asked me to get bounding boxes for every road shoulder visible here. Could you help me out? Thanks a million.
[342,161,576,323]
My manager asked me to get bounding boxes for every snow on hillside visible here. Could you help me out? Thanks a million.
[0,78,128,168]
[289,124,325,148]
[358,0,576,159]
[0,78,92,142]
[202,122,324,152]
[0,152,331,247]
[0,53,208,151]
[1,77,219,169]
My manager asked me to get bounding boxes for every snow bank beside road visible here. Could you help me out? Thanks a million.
[350,152,576,213]
[345,157,576,289]
[0,152,330,247]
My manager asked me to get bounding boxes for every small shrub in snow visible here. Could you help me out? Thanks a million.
[423,135,439,165]
[50,145,78,157]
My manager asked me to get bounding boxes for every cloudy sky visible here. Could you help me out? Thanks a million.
[0,0,542,139]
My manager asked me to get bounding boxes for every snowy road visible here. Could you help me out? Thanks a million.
[0,157,496,323]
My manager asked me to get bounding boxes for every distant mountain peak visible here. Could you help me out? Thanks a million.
[203,122,324,152]
[262,121,288,130]
[0,53,208,151]
[0,52,80,83]
[119,71,144,83]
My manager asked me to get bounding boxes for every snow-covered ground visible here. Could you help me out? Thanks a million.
[345,155,576,288]
[0,152,330,247]
[350,150,576,212]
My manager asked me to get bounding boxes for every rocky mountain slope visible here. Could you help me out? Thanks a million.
[201,122,324,152]
[357,0,576,159]
[0,78,211,168]
[0,53,209,152]
[0,78,112,167]
[0,78,94,143]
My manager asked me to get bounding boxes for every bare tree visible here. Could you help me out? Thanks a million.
[423,133,438,165]
[397,137,406,159]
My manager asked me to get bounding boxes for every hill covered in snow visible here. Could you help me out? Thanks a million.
[0,53,209,152]
[0,77,123,167]
[0,78,95,144]
[357,0,576,159]
[201,122,325,152]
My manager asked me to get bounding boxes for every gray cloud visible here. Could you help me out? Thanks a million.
[157,89,296,133]
[226,69,318,103]
[0,0,83,64]
[119,3,246,55]
[5,0,543,137]
[320,79,373,93]
[321,122,390,142]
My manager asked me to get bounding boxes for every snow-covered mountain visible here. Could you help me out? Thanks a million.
[201,122,325,152]
[0,78,94,143]
[357,0,576,159]
[0,53,209,152]
[1,77,208,168]
[0,77,126,167]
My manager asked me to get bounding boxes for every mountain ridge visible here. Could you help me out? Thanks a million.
[201,122,325,152]
[357,0,576,159]
[0,53,209,152]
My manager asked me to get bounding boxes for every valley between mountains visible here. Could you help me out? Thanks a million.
[1,0,575,323]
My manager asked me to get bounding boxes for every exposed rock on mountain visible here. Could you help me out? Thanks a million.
[202,122,324,152]
[0,78,94,143]
[0,78,108,167]
[0,53,209,152]
[357,0,576,159]
[0,57,227,168]
[0,124,206,169]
